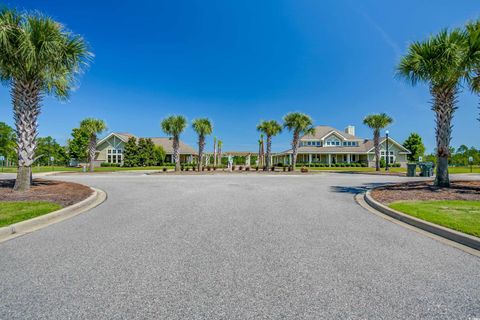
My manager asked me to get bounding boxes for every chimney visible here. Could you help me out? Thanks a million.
[345,125,355,136]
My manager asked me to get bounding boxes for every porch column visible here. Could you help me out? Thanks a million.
[347,154,350,164]
[328,154,331,167]
[289,154,292,165]
[308,154,312,164]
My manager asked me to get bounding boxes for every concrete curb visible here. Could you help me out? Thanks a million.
[0,187,107,244]
[364,189,480,251]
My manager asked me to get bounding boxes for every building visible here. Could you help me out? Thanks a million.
[95,132,197,166]
[273,125,410,167]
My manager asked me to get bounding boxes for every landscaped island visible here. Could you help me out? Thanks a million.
[371,181,480,237]
[0,179,92,227]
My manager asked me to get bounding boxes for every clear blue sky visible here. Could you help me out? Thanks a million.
[0,0,479,152]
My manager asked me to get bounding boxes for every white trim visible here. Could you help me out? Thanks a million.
[366,137,410,153]
[96,132,132,147]
[320,130,347,141]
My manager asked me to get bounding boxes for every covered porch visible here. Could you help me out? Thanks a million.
[273,153,368,166]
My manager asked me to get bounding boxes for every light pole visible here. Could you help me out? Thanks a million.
[385,130,389,171]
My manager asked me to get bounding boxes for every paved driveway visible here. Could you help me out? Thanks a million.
[0,173,479,319]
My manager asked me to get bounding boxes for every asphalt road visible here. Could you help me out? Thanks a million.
[0,172,479,319]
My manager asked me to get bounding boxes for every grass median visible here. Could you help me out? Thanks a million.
[389,200,480,237]
[0,201,62,227]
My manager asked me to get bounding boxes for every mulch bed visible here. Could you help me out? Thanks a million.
[371,181,480,204]
[0,179,92,207]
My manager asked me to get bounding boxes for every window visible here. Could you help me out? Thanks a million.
[117,149,122,154]
[107,149,112,154]
[117,155,122,163]
[113,149,117,154]
[107,155,112,163]
[336,141,340,146]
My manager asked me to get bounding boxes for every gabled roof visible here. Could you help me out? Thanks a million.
[149,137,197,155]
[97,132,197,155]
[365,137,410,154]
[301,126,359,140]
[96,132,135,146]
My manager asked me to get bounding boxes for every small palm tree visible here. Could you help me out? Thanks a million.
[161,115,187,171]
[217,140,222,166]
[283,112,314,169]
[257,120,282,170]
[80,118,107,172]
[0,9,92,191]
[192,118,213,171]
[397,29,467,187]
[363,113,393,171]
[258,134,265,167]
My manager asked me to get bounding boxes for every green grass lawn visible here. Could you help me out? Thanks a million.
[298,166,407,173]
[389,200,480,237]
[0,201,62,227]
[0,165,175,173]
[448,166,480,174]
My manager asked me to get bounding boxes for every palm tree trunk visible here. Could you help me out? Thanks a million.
[198,134,205,171]
[291,131,300,169]
[173,135,180,171]
[88,134,96,172]
[265,135,272,169]
[431,85,457,187]
[213,138,217,167]
[12,80,41,191]
[374,130,380,171]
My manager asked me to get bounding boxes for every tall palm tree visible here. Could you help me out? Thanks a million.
[213,136,217,167]
[0,9,92,191]
[217,140,223,166]
[192,118,213,171]
[257,120,282,170]
[258,134,265,167]
[363,113,393,171]
[397,29,467,187]
[80,118,107,172]
[283,112,314,169]
[161,115,187,172]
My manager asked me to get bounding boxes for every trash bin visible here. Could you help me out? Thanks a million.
[407,163,416,177]
[419,162,433,177]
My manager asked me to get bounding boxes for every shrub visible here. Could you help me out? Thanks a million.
[162,167,167,172]
[301,166,308,173]
[361,162,367,167]
[246,167,250,171]
[239,166,243,170]
[283,166,287,172]
[255,166,259,171]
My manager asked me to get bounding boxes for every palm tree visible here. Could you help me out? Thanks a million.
[192,118,213,171]
[161,115,187,171]
[213,136,217,167]
[257,120,282,170]
[464,21,480,120]
[258,134,265,167]
[80,118,107,172]
[283,112,315,169]
[0,9,92,191]
[217,140,222,166]
[363,113,393,171]
[397,29,467,187]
